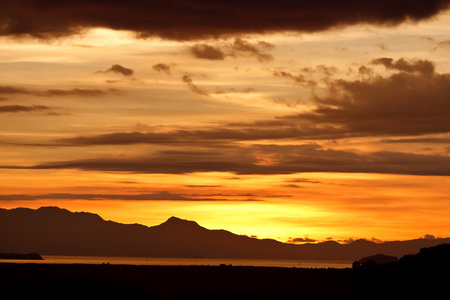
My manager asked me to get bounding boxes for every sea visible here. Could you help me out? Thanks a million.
[0,255,353,269]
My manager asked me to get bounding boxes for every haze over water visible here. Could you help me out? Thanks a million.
[0,256,352,269]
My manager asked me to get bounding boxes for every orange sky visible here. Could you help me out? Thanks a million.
[1,1,450,244]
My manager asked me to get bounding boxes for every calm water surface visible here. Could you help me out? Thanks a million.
[1,255,352,269]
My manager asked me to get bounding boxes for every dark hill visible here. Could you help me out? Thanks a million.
[356,254,398,266]
[1,206,449,260]
[352,243,450,298]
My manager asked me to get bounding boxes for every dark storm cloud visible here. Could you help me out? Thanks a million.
[1,1,449,40]
[3,143,450,176]
[190,44,225,60]
[96,64,134,77]
[152,63,172,75]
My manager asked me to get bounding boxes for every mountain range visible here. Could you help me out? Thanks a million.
[1,206,448,261]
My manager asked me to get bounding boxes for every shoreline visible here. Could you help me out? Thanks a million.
[2,255,352,268]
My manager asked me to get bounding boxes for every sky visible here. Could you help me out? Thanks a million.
[1,0,450,244]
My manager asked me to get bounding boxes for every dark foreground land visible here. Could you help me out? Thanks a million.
[1,244,449,299]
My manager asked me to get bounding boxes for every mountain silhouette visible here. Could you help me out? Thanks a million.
[1,206,449,260]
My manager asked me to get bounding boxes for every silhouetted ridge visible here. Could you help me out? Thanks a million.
[11,206,104,223]
[161,216,201,227]
[356,254,398,266]
[153,216,205,232]
[1,206,450,260]
[349,239,375,246]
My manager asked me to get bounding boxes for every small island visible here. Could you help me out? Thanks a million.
[0,253,43,260]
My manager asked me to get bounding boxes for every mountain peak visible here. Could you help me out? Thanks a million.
[167,216,185,222]
[166,216,199,225]
[157,216,204,230]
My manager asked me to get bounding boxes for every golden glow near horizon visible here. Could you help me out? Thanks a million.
[1,7,450,244]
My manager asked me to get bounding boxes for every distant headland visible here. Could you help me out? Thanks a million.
[0,253,43,260]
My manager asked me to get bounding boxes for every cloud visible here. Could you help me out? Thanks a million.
[189,39,274,62]
[152,63,172,75]
[0,191,226,201]
[55,131,196,146]
[424,37,450,51]
[53,127,310,146]
[190,44,225,60]
[280,58,450,137]
[230,38,274,62]
[381,137,450,143]
[273,71,308,85]
[184,185,222,188]
[96,64,134,77]
[0,105,53,113]
[3,143,450,176]
[250,144,450,175]
[0,85,121,98]
[423,234,436,239]
[0,85,32,95]
[182,74,209,96]
[371,57,435,75]
[287,236,317,244]
[273,65,338,86]
[0,194,36,200]
[41,88,122,97]
[33,57,449,148]
[281,184,302,188]
[1,1,449,40]
[284,178,321,184]
[215,87,256,95]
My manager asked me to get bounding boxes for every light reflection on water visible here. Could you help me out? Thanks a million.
[1,255,352,269]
